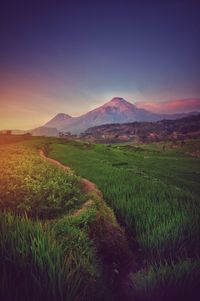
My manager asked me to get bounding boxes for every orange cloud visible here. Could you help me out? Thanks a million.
[135,98,200,114]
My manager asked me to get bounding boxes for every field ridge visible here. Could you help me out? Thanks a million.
[40,148,103,205]
[40,147,136,300]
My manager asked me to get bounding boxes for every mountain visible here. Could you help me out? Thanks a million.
[30,126,59,137]
[44,113,72,129]
[42,97,200,135]
[81,114,200,143]
[79,97,162,123]
[53,97,164,134]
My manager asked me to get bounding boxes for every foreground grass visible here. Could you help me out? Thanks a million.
[0,136,132,300]
[0,212,101,301]
[0,137,103,300]
[1,135,200,300]
[49,139,200,300]
[130,258,200,301]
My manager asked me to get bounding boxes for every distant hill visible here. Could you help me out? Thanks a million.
[80,114,200,143]
[30,127,59,137]
[44,113,72,128]
[0,129,28,135]
[43,97,200,134]
[58,97,162,134]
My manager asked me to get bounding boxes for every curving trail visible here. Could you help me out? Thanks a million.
[39,149,102,216]
[39,149,72,174]
[39,149,135,301]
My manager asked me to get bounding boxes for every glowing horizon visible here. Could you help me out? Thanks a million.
[1,93,200,131]
[1,1,199,130]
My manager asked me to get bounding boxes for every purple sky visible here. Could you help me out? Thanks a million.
[1,0,200,129]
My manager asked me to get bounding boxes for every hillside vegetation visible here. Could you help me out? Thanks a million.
[81,114,200,143]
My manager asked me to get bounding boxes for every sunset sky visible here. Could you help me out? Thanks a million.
[1,1,200,130]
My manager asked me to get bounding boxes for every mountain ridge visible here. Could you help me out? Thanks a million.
[43,97,200,134]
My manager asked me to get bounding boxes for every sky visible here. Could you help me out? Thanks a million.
[0,0,200,130]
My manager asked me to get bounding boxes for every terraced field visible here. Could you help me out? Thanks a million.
[48,139,200,300]
[0,135,200,301]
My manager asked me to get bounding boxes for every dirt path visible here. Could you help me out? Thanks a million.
[39,149,102,216]
[39,149,73,174]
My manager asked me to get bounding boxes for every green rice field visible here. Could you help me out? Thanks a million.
[49,139,200,300]
[0,135,200,300]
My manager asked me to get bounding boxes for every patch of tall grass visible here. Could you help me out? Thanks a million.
[130,258,200,301]
[0,212,101,301]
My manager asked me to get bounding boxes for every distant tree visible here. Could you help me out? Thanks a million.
[5,130,12,135]
[181,140,185,147]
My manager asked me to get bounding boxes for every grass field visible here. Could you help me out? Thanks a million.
[48,139,200,300]
[0,135,200,300]
[0,135,131,301]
